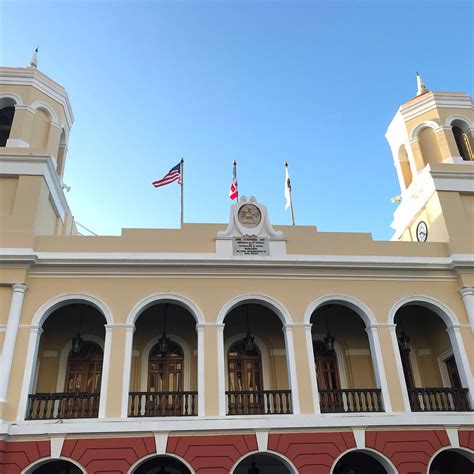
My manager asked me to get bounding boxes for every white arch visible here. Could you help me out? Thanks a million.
[127,453,196,474]
[304,294,377,327]
[30,100,59,123]
[330,447,397,474]
[224,333,271,390]
[427,446,474,473]
[22,456,86,474]
[140,334,192,391]
[127,293,204,325]
[55,334,105,392]
[445,114,474,130]
[216,293,292,325]
[410,120,441,140]
[387,295,459,327]
[230,450,297,474]
[31,293,114,327]
[0,92,23,106]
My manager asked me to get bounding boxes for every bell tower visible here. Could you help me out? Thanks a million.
[0,51,76,246]
[385,74,473,253]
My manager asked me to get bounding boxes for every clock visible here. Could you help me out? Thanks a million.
[416,221,428,242]
[237,204,261,228]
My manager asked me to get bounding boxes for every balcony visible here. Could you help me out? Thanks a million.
[225,390,292,415]
[128,391,198,417]
[408,387,470,412]
[27,392,100,420]
[319,388,383,413]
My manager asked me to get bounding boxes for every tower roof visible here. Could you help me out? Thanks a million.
[416,72,429,96]
[28,47,39,68]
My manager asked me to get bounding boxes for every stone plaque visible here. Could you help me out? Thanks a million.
[233,236,269,256]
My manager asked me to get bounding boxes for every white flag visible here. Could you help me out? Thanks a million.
[285,166,291,210]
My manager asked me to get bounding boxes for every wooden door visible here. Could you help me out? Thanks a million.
[314,340,342,412]
[228,341,263,414]
[445,355,462,388]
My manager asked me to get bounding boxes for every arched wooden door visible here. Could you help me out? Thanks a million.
[64,341,103,417]
[147,340,184,415]
[227,341,263,414]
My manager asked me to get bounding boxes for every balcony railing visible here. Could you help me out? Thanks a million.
[226,390,292,415]
[129,391,198,417]
[27,392,100,420]
[319,389,383,413]
[408,387,470,412]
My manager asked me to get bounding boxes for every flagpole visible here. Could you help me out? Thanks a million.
[233,160,237,200]
[285,161,295,226]
[180,158,184,227]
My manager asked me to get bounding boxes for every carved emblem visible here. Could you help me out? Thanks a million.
[237,204,261,228]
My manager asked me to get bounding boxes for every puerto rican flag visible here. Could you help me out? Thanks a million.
[229,162,238,200]
[152,163,182,188]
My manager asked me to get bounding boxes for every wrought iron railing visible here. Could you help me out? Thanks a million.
[408,387,470,412]
[27,392,100,419]
[319,389,383,413]
[225,390,292,415]
[129,391,198,417]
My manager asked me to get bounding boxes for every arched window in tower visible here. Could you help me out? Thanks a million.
[227,340,263,414]
[0,100,15,147]
[398,144,413,189]
[452,121,473,161]
[418,127,442,166]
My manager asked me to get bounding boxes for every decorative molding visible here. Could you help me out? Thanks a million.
[445,428,460,448]
[255,430,269,452]
[49,436,65,458]
[352,428,366,449]
[0,154,70,223]
[154,431,169,454]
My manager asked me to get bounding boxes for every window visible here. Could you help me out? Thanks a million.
[452,125,473,161]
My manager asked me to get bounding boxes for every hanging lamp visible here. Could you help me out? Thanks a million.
[397,311,411,353]
[324,305,335,353]
[242,305,255,353]
[157,303,171,356]
[72,304,85,354]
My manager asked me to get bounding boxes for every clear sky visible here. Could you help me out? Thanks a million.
[1,1,472,239]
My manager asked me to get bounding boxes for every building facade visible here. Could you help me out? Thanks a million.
[0,60,473,473]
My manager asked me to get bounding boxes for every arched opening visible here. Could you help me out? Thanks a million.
[233,453,292,474]
[333,450,389,474]
[398,144,413,189]
[132,455,192,474]
[27,460,83,474]
[419,127,442,167]
[224,303,292,415]
[0,98,16,147]
[311,304,382,413]
[429,449,473,474]
[27,303,107,420]
[451,120,473,161]
[394,304,470,411]
[129,302,198,417]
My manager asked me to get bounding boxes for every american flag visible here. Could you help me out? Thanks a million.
[152,163,182,188]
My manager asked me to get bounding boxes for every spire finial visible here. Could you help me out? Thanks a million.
[416,71,429,96]
[28,47,39,68]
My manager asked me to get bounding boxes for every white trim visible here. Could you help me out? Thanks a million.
[127,453,195,474]
[388,324,411,412]
[55,334,104,392]
[216,324,226,416]
[426,447,474,473]
[99,326,113,419]
[224,333,271,391]
[304,325,320,414]
[445,114,474,129]
[437,348,453,387]
[120,324,136,418]
[30,100,59,123]
[0,92,23,105]
[230,450,297,474]
[303,294,377,326]
[5,412,474,436]
[196,324,206,416]
[283,325,300,414]
[154,431,169,454]
[409,342,422,387]
[126,293,204,325]
[446,428,460,448]
[22,457,86,474]
[330,448,397,474]
[352,428,366,449]
[5,138,29,147]
[410,120,440,140]
[459,287,474,331]
[49,436,65,458]
[255,430,269,452]
[217,293,292,325]
[140,335,192,391]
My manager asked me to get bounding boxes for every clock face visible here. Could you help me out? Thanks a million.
[237,204,261,228]
[416,221,428,242]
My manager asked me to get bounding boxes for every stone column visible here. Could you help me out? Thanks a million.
[408,137,425,173]
[120,324,136,418]
[366,325,393,412]
[6,105,34,147]
[0,283,27,402]
[98,324,113,419]
[434,126,461,161]
[283,324,301,414]
[459,287,474,331]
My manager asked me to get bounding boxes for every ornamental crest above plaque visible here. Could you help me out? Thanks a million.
[216,196,286,257]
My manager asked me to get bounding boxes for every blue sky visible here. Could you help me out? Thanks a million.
[1,1,473,239]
